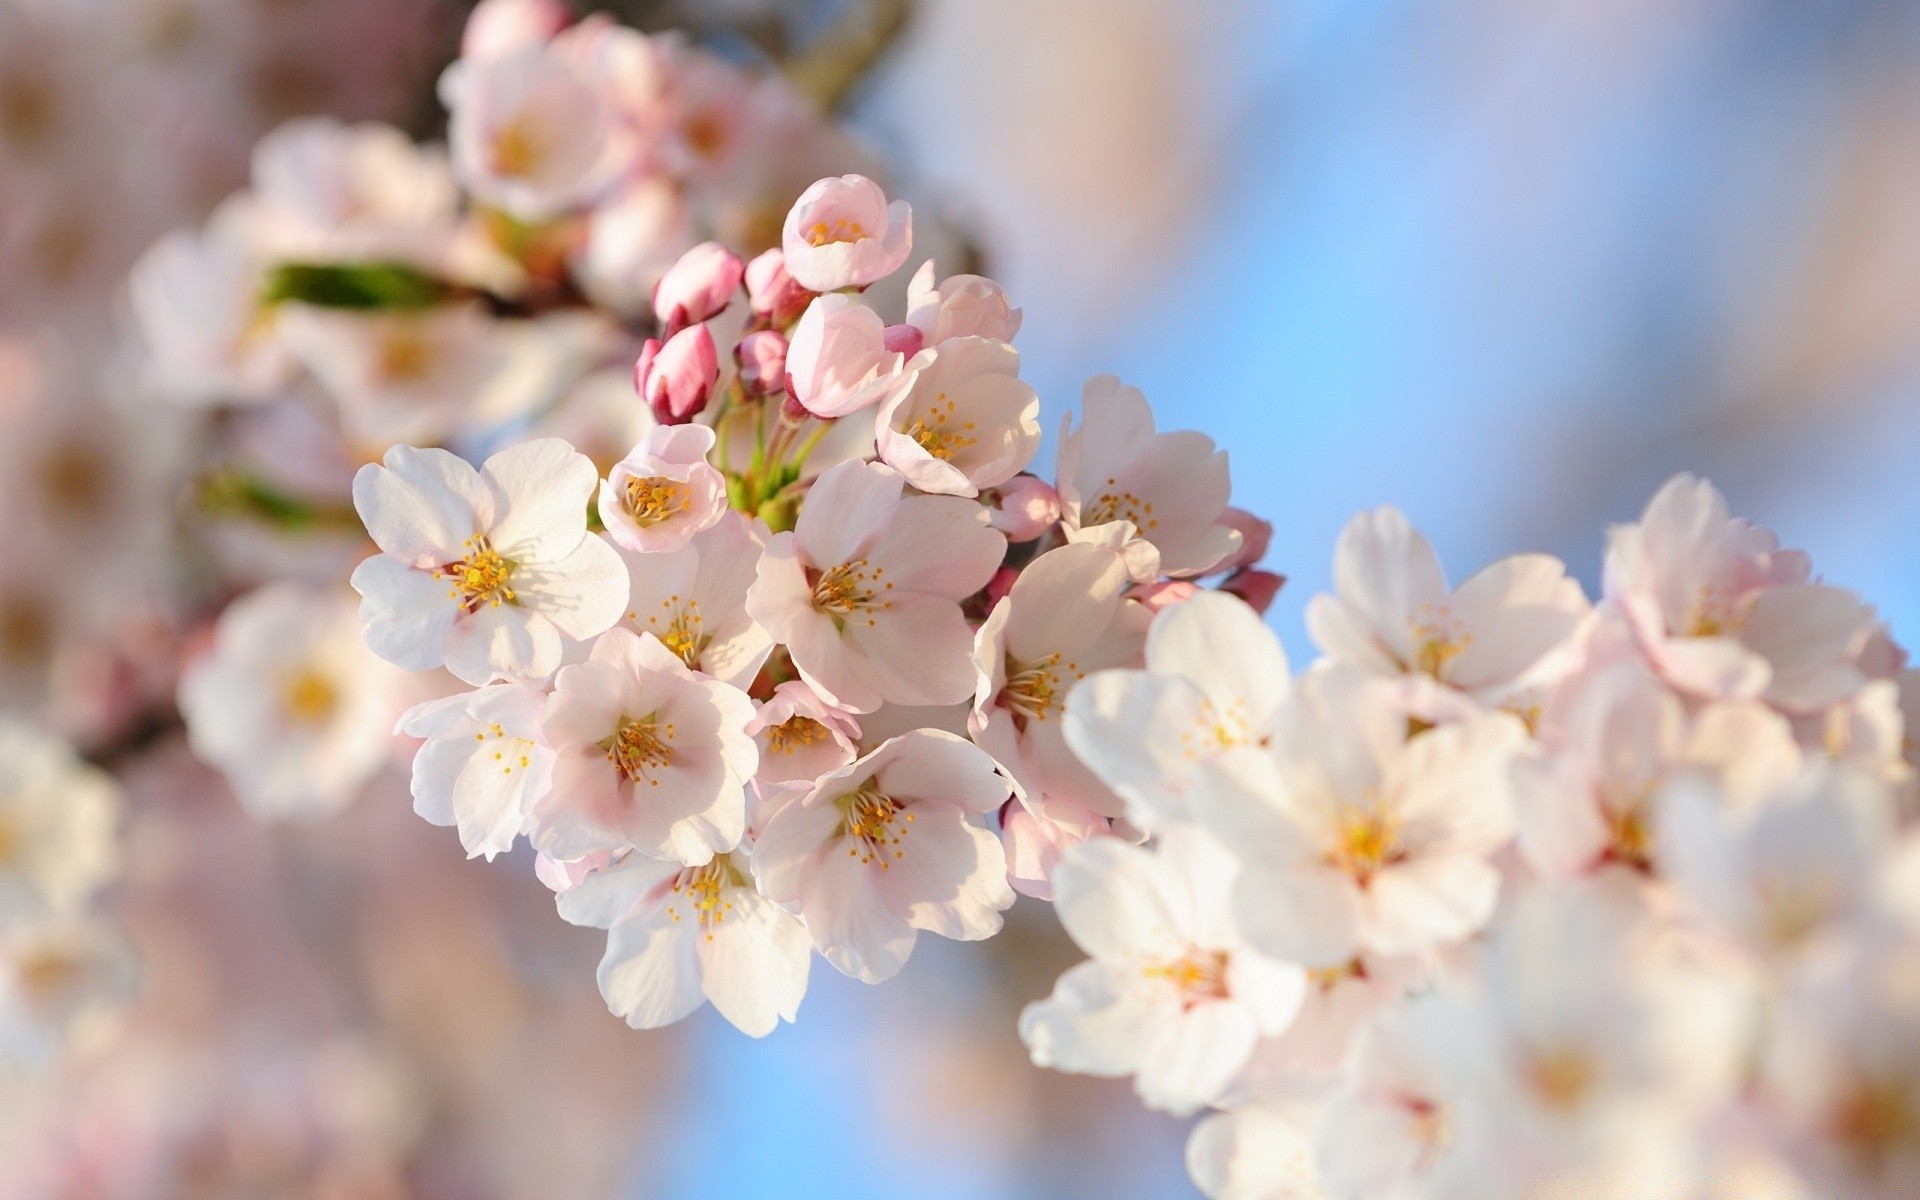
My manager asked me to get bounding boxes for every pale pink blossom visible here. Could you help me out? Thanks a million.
[612,511,773,691]
[874,337,1041,497]
[1196,666,1525,965]
[634,322,719,425]
[652,240,744,334]
[1065,591,1290,830]
[744,461,1005,713]
[971,543,1150,819]
[780,174,912,293]
[180,585,404,822]
[597,424,726,554]
[556,845,810,1037]
[783,293,905,419]
[1056,375,1242,578]
[531,627,757,865]
[248,117,461,267]
[1019,831,1309,1116]
[1186,1104,1322,1200]
[0,721,119,921]
[1605,473,1878,713]
[397,683,554,860]
[278,305,504,446]
[752,729,1012,983]
[1306,506,1589,723]
[129,198,290,406]
[574,177,697,316]
[905,260,1022,345]
[985,474,1060,541]
[444,46,631,218]
[0,917,136,1068]
[746,681,860,787]
[350,439,628,686]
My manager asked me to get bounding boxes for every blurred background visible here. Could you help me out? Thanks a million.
[3,0,1917,1196]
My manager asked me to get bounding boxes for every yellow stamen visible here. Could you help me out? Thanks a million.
[836,784,912,867]
[804,218,869,247]
[605,716,674,787]
[1328,808,1400,884]
[279,667,339,725]
[624,476,689,526]
[433,537,517,613]
[767,716,829,757]
[1082,475,1158,531]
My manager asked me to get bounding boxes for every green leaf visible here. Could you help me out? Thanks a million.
[261,261,449,311]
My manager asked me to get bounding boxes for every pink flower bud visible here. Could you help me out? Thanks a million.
[1222,569,1285,614]
[1213,507,1273,573]
[882,323,924,359]
[461,0,570,61]
[986,474,1059,541]
[652,240,744,334]
[984,566,1020,609]
[781,174,914,293]
[634,323,718,424]
[784,294,904,419]
[1130,580,1199,612]
[735,329,788,397]
[745,247,811,324]
[906,261,1023,346]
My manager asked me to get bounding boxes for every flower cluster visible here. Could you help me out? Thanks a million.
[1030,475,1920,1200]
[350,159,1275,1036]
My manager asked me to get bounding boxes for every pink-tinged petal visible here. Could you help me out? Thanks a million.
[443,603,562,686]
[793,460,904,568]
[1446,553,1588,691]
[1136,1001,1260,1116]
[1362,855,1502,955]
[1330,506,1449,666]
[525,531,629,640]
[742,533,814,643]
[844,592,979,707]
[804,843,919,983]
[351,556,458,671]
[1228,954,1310,1038]
[1186,1107,1322,1200]
[482,437,598,561]
[352,445,490,566]
[783,611,889,714]
[1305,593,1403,676]
[871,729,1009,813]
[695,888,811,1036]
[596,909,705,1030]
[750,794,843,905]
[1003,543,1129,665]
[1510,753,1611,879]
[864,495,1006,600]
[451,740,551,859]
[877,807,1012,941]
[409,738,473,827]
[1233,866,1365,968]
[1743,583,1875,713]
[1063,671,1210,827]
[1019,959,1172,1078]
[530,748,631,859]
[1651,633,1771,701]
[555,853,680,929]
[1146,591,1290,718]
[1051,838,1193,961]
[1392,714,1523,855]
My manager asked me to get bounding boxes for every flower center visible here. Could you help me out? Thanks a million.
[632,594,706,669]
[1408,604,1470,681]
[491,117,547,179]
[376,328,435,382]
[1082,476,1158,531]
[1177,697,1257,760]
[1143,949,1230,1004]
[810,559,893,623]
[435,537,517,613]
[606,716,674,787]
[803,217,868,247]
[1328,808,1401,884]
[904,393,978,462]
[279,666,338,725]
[13,945,82,1010]
[1684,584,1746,638]
[625,476,689,527]
[1527,1047,1598,1110]
[835,784,913,868]
[1002,652,1076,727]
[767,716,829,757]
[0,73,56,150]
[1831,1077,1919,1157]
[665,855,746,938]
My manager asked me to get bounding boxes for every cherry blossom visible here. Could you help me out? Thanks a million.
[443,44,631,218]
[597,423,727,554]
[556,845,810,1037]
[784,293,906,419]
[350,438,628,686]
[873,336,1041,497]
[752,729,1012,983]
[745,460,1004,713]
[179,585,403,822]
[0,721,119,920]
[779,174,911,293]
[1305,506,1589,722]
[904,260,1023,346]
[531,627,757,865]
[1019,831,1309,1116]
[745,681,860,787]
[397,683,554,861]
